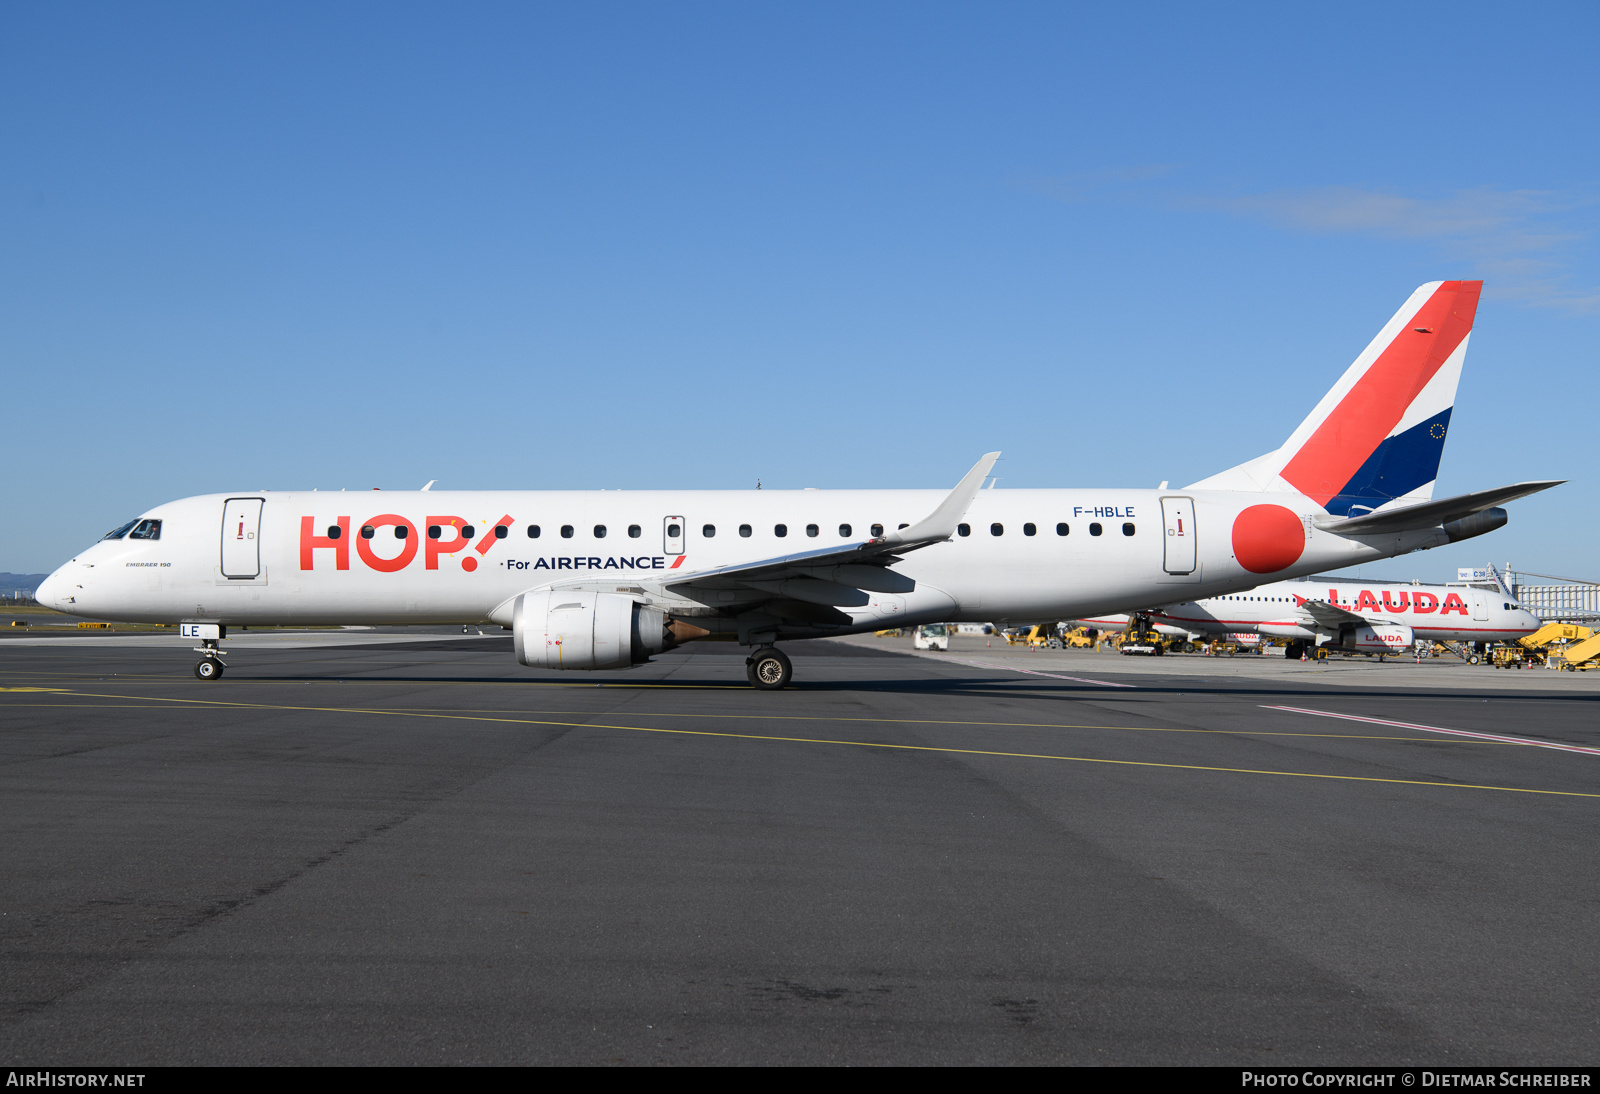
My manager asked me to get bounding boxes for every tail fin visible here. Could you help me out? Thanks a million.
[1188,280,1482,516]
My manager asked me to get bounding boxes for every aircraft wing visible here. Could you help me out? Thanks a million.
[1311,480,1563,536]
[523,452,999,625]
[657,451,1000,614]
[1297,598,1368,630]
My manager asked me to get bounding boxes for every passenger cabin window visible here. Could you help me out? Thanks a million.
[493,525,508,539]
[461,526,474,539]
[1023,523,1036,536]
[628,525,641,538]
[871,523,884,537]
[806,524,819,537]
[958,524,971,537]
[427,525,441,539]
[395,525,409,540]
[1090,523,1103,536]
[103,520,140,540]
[702,524,716,538]
[361,525,375,539]
[327,524,343,540]
[739,524,752,537]
[990,523,1004,536]
[667,523,680,538]
[775,524,787,537]
[839,523,851,537]
[561,525,575,539]
[128,519,161,541]
[1056,523,1069,536]
[594,525,607,538]
[527,525,541,538]
[1122,523,1135,536]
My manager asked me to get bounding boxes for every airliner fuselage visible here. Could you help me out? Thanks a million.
[36,486,1468,633]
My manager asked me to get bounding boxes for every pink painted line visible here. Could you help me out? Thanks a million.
[1263,705,1600,756]
[943,656,1137,689]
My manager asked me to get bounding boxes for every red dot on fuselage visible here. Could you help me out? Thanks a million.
[462,556,478,572]
[1231,505,1305,574]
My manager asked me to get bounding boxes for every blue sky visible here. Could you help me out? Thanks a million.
[4,2,1596,580]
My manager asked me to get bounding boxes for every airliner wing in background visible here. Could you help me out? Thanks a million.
[1297,598,1371,630]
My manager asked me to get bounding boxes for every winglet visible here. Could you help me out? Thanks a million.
[885,452,1001,547]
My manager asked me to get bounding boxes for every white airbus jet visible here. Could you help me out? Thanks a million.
[1080,572,1541,659]
[1151,575,1542,657]
[35,280,1560,688]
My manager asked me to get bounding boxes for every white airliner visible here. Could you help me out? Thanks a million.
[1080,572,1541,658]
[35,280,1559,687]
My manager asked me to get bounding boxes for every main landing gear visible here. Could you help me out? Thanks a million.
[193,638,225,681]
[746,646,793,690]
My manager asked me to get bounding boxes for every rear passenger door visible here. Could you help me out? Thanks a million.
[1160,496,1196,575]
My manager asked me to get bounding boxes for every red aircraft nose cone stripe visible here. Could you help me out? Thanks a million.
[1281,280,1480,507]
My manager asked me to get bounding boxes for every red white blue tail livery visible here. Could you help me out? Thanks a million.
[1191,280,1479,518]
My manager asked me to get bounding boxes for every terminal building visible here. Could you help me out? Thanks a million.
[1461,566,1600,624]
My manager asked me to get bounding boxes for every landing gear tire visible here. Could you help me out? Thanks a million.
[1468,654,1481,665]
[194,658,224,681]
[746,647,792,690]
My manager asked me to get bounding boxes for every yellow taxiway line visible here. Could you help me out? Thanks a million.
[8,689,1597,801]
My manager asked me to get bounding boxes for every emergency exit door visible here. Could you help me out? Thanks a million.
[221,498,264,578]
[663,515,685,556]
[1160,496,1196,574]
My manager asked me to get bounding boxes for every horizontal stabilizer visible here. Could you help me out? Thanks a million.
[1311,480,1563,536]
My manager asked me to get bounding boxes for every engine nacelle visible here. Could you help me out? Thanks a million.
[1351,624,1414,652]
[512,590,668,670]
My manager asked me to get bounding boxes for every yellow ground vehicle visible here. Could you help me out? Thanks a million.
[1060,626,1095,649]
[1509,623,1595,669]
[1118,617,1166,656]
[1013,624,1097,650]
[1554,634,1600,670]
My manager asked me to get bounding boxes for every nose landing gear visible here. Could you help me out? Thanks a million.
[746,646,792,690]
[192,637,225,681]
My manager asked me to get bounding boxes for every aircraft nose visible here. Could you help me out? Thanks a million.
[33,567,68,611]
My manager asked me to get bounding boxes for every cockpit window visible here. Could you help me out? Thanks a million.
[102,520,139,540]
[128,519,161,541]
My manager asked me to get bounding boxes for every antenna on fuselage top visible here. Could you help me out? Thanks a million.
[421,480,435,491]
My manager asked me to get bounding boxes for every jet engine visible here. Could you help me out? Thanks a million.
[511,590,669,670]
[1350,624,1414,652]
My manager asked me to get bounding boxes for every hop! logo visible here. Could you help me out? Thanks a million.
[301,514,514,573]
